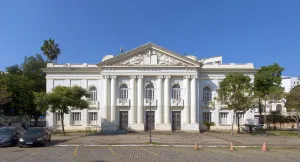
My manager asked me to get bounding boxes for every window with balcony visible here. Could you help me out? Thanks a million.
[89,86,97,101]
[89,112,98,125]
[219,113,228,125]
[203,86,212,106]
[119,84,128,99]
[146,82,154,100]
[203,112,211,122]
[72,112,81,125]
[172,84,181,100]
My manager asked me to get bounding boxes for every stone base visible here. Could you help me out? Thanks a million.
[182,123,199,133]
[101,123,118,131]
[128,123,145,132]
[155,123,172,132]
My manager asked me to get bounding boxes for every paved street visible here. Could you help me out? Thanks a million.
[1,146,300,162]
[53,132,300,147]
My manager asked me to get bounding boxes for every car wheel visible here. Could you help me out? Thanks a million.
[19,145,23,148]
[42,140,46,147]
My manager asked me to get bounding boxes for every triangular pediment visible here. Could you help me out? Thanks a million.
[97,43,201,67]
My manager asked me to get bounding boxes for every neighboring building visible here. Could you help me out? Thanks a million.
[43,43,258,132]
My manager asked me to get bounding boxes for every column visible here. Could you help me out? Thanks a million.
[156,76,163,123]
[183,76,190,123]
[129,76,136,124]
[191,76,197,123]
[137,76,144,124]
[110,76,117,123]
[164,76,170,123]
[102,76,109,122]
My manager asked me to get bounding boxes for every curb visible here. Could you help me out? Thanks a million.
[54,144,300,148]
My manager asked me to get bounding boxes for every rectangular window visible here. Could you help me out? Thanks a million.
[89,91,97,101]
[219,113,228,125]
[55,113,61,125]
[72,112,81,125]
[89,112,98,125]
[236,113,244,125]
[203,112,211,122]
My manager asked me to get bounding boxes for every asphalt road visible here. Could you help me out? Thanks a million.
[0,146,299,162]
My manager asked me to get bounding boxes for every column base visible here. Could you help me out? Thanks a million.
[156,123,172,132]
[128,123,145,132]
[182,123,199,133]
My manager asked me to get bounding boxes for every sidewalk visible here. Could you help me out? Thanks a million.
[51,132,300,147]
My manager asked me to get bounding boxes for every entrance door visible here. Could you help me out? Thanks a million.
[119,111,128,130]
[172,111,181,130]
[145,111,155,131]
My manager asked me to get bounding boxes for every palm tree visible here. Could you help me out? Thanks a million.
[41,39,61,63]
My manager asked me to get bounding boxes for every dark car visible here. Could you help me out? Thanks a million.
[19,127,51,147]
[0,126,25,147]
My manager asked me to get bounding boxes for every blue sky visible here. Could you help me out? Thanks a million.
[0,0,299,76]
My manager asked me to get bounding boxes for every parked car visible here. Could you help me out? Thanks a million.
[0,126,25,147]
[19,127,51,147]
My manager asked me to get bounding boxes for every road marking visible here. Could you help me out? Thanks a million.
[73,146,78,157]
[140,147,159,156]
[31,148,42,156]
[107,146,117,155]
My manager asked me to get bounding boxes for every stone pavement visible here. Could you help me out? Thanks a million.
[2,146,300,162]
[52,132,300,147]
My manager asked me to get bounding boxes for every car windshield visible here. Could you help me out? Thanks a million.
[0,128,14,135]
[25,128,44,135]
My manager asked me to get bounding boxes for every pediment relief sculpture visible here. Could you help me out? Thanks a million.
[157,54,187,66]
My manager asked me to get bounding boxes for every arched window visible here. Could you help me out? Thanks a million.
[89,86,97,101]
[203,87,212,101]
[146,82,154,100]
[172,84,181,100]
[276,104,282,112]
[119,84,128,99]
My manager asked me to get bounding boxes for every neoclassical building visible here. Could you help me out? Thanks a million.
[44,43,258,132]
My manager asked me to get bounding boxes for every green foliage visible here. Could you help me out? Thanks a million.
[6,64,23,75]
[254,63,284,96]
[216,72,254,135]
[253,63,284,128]
[0,73,11,110]
[217,72,254,112]
[267,111,282,130]
[34,86,90,135]
[285,85,300,135]
[41,39,61,63]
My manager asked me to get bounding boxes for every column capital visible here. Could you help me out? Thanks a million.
[164,76,171,79]
[183,76,191,79]
[191,75,198,79]
[103,75,110,79]
[129,75,137,79]
[156,76,164,79]
[137,75,143,79]
[110,75,117,79]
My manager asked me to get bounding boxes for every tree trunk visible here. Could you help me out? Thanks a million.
[231,112,235,136]
[264,99,267,129]
[297,114,300,136]
[280,123,281,130]
[237,113,240,133]
[258,98,263,130]
[34,116,38,127]
[273,123,276,130]
[61,112,65,136]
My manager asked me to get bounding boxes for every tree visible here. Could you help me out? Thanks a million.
[6,64,23,75]
[203,122,215,132]
[267,111,281,130]
[41,39,61,63]
[216,72,255,135]
[34,86,89,135]
[254,63,284,129]
[285,85,300,135]
[278,115,288,130]
[0,73,11,115]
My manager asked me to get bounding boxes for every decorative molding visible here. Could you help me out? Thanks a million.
[191,75,198,79]
[164,75,171,79]
[129,75,137,79]
[110,75,117,79]
[137,75,143,79]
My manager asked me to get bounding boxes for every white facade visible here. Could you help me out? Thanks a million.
[44,43,257,132]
